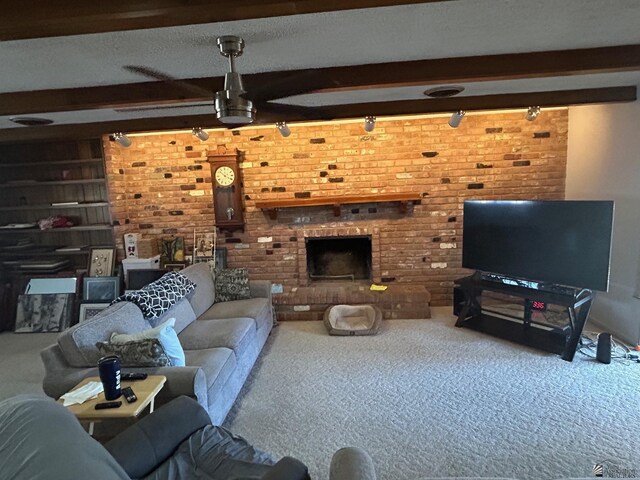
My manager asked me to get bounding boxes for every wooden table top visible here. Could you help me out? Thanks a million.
[60,375,166,420]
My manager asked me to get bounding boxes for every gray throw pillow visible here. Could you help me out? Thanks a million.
[215,268,250,302]
[95,338,171,367]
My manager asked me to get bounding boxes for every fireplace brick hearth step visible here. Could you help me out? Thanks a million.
[273,284,431,321]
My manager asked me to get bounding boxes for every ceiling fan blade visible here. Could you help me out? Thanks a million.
[244,70,336,104]
[115,103,213,113]
[257,102,333,121]
[124,65,212,99]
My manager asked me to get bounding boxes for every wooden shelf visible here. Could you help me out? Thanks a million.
[0,158,104,168]
[255,193,422,219]
[0,179,105,188]
[0,202,109,212]
[0,224,112,235]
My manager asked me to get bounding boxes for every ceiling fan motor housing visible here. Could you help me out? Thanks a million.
[215,90,255,124]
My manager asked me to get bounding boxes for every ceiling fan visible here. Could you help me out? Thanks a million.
[122,35,333,126]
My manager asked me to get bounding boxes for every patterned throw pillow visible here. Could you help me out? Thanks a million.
[215,268,251,302]
[95,338,171,367]
[112,271,195,319]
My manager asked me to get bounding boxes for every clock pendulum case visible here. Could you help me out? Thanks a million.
[207,152,245,232]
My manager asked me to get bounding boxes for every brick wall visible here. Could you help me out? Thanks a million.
[103,109,568,306]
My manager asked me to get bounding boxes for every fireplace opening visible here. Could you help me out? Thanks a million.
[306,236,372,281]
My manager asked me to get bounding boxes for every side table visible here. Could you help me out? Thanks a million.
[60,375,166,435]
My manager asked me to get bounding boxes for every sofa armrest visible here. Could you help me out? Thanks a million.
[119,366,208,410]
[330,447,376,480]
[105,396,211,479]
[249,280,272,301]
[40,344,97,399]
[261,457,310,480]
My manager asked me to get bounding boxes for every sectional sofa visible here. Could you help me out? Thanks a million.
[40,263,273,424]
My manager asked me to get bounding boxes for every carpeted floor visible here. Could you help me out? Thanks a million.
[0,331,57,400]
[224,307,640,480]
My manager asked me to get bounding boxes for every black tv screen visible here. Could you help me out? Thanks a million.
[462,200,614,291]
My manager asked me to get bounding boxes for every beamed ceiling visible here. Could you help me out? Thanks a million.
[1,0,639,142]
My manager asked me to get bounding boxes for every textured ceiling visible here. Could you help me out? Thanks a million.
[1,0,639,132]
[2,0,640,93]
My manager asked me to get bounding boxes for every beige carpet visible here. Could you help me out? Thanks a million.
[224,307,640,480]
[0,331,57,400]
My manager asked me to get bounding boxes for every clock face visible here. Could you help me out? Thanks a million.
[215,166,235,186]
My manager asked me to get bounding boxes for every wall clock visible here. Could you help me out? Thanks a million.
[207,151,245,232]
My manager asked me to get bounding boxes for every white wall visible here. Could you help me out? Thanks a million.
[566,101,640,345]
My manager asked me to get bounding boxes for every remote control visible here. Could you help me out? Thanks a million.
[121,386,137,403]
[121,372,147,381]
[95,401,122,410]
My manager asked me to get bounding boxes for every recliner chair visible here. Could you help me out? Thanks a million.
[0,394,376,480]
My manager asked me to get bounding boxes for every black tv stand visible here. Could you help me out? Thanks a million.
[455,272,594,361]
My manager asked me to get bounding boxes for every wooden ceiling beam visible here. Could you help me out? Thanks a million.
[2,45,639,117]
[0,86,634,143]
[1,1,446,41]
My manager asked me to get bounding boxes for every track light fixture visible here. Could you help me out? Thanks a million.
[192,127,209,141]
[448,110,466,128]
[526,106,541,121]
[364,116,376,132]
[276,122,291,138]
[112,132,132,147]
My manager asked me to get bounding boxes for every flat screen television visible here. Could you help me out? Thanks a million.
[462,200,614,291]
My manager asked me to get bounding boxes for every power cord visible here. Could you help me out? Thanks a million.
[578,331,638,365]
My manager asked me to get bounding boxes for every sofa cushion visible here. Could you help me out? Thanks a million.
[215,268,250,302]
[153,298,196,334]
[110,318,185,367]
[181,262,216,317]
[184,347,236,397]
[96,338,172,367]
[179,318,256,355]
[58,302,151,367]
[199,298,272,332]
[145,424,274,480]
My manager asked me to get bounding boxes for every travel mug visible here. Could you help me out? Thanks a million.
[98,355,121,400]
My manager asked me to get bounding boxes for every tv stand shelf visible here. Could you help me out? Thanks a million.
[454,273,593,362]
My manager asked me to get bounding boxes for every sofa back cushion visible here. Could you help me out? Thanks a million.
[57,302,151,367]
[153,297,196,334]
[181,262,215,317]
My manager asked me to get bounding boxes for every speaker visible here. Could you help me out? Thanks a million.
[596,333,612,364]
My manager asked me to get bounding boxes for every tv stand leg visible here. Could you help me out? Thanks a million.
[455,285,481,327]
[561,293,593,362]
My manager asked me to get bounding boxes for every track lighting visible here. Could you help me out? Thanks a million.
[448,110,465,128]
[526,106,541,121]
[276,122,291,138]
[112,132,132,147]
[364,116,376,132]
[192,127,209,141]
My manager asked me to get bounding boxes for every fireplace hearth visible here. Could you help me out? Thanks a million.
[306,236,372,281]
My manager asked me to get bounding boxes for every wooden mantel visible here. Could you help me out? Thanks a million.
[254,193,422,219]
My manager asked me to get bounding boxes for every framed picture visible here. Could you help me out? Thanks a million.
[195,233,215,257]
[15,293,74,333]
[87,247,116,277]
[78,302,110,323]
[83,276,120,301]
[159,237,185,263]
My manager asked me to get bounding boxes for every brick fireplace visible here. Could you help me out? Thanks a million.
[305,236,372,282]
[103,110,568,320]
